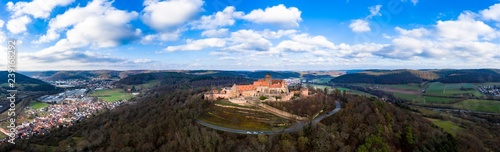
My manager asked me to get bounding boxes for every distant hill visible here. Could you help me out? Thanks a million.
[185,70,301,79]
[21,70,159,81]
[0,71,57,92]
[332,70,439,84]
[331,69,500,84]
[115,72,191,85]
[434,69,500,83]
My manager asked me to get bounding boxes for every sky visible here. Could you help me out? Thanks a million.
[1,0,500,70]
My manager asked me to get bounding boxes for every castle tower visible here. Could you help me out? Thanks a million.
[265,72,272,85]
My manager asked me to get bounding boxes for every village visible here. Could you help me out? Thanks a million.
[478,85,500,97]
[0,79,131,143]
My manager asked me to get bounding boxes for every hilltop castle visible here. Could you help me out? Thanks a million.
[204,73,303,101]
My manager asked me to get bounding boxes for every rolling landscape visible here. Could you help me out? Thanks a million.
[0,69,499,151]
[2,0,500,151]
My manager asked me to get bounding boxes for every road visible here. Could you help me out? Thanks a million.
[196,100,341,135]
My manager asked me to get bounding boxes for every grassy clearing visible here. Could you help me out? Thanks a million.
[427,118,462,136]
[422,96,461,104]
[0,132,8,140]
[123,80,160,90]
[29,101,50,110]
[453,99,500,113]
[349,90,377,98]
[89,89,132,102]
[199,102,292,131]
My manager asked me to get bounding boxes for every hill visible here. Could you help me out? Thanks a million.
[0,71,56,92]
[332,69,500,84]
[332,70,439,84]
[0,74,461,152]
[434,69,500,83]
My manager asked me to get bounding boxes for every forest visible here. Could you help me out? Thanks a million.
[0,73,469,151]
[332,69,500,84]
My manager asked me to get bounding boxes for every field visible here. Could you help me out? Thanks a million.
[29,102,50,110]
[122,80,160,90]
[309,78,333,84]
[345,83,500,113]
[334,87,377,97]
[427,118,462,136]
[425,82,483,97]
[199,100,292,131]
[453,99,500,113]
[89,89,132,102]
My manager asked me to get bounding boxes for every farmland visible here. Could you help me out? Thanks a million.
[343,82,500,113]
[89,89,133,102]
[453,99,500,113]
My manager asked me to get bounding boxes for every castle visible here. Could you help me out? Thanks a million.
[204,73,304,101]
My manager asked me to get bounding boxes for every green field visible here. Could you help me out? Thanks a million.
[427,118,462,136]
[425,82,483,97]
[89,89,132,102]
[29,102,50,110]
[123,80,160,90]
[422,96,461,104]
[334,87,377,97]
[453,99,500,113]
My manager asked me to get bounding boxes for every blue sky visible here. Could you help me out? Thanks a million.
[1,0,500,70]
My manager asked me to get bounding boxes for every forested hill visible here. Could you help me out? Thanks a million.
[0,71,57,92]
[331,69,500,84]
[331,70,439,84]
[435,69,500,83]
[0,74,463,151]
[114,72,254,87]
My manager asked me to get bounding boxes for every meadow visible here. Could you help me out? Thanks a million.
[453,99,500,113]
[89,89,133,102]
[29,102,50,110]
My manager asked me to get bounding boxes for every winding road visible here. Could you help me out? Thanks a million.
[196,100,341,135]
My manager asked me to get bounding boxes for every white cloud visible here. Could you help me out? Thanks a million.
[64,12,140,48]
[349,19,370,33]
[142,0,203,31]
[7,0,74,19]
[401,0,418,5]
[201,28,228,37]
[23,0,141,70]
[367,5,382,19]
[226,29,273,52]
[349,5,382,33]
[260,29,297,39]
[36,0,139,44]
[140,29,182,44]
[481,4,500,21]
[436,12,496,41]
[191,6,243,30]
[133,59,153,63]
[0,30,6,43]
[242,4,302,28]
[6,16,32,34]
[165,38,226,52]
[395,27,429,37]
[0,20,4,28]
